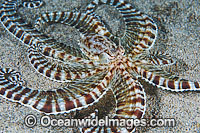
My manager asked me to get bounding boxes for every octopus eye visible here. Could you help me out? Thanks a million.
[99,53,111,63]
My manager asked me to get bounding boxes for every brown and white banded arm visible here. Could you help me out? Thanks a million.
[80,109,123,133]
[85,0,158,55]
[0,0,105,67]
[34,11,119,63]
[0,67,113,114]
[137,50,177,67]
[0,0,51,48]
[27,46,107,82]
[132,65,200,92]
[81,69,146,133]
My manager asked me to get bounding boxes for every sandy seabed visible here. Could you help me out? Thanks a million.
[0,0,199,132]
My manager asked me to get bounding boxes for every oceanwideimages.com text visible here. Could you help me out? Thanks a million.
[24,114,176,129]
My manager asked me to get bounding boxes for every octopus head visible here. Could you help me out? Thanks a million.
[79,34,123,63]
